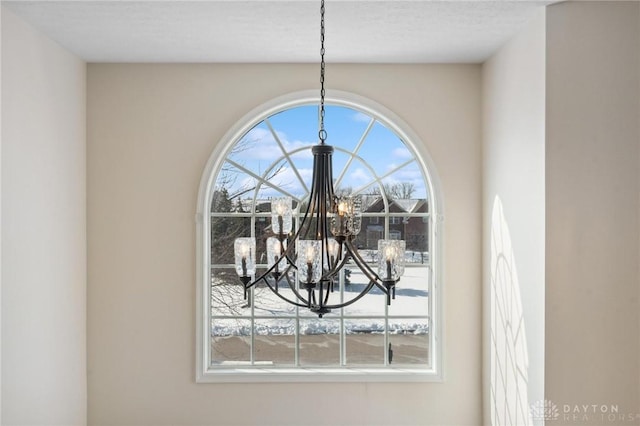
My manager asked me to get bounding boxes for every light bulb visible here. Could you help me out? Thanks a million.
[234,237,256,277]
[271,197,293,234]
[327,239,339,258]
[239,242,251,258]
[338,201,348,216]
[305,244,316,263]
[384,245,397,261]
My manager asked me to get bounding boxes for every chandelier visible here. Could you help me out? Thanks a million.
[233,0,406,317]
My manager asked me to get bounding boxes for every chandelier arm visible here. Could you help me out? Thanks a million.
[344,240,390,294]
[322,280,331,306]
[282,270,314,305]
[241,251,295,292]
[260,276,310,308]
[326,148,336,199]
[245,264,313,307]
[321,150,336,311]
[337,239,345,263]
[323,251,350,281]
[320,152,331,244]
[318,280,324,310]
[249,259,321,308]
[344,244,379,282]
[319,280,377,310]
[239,273,273,293]
[294,150,324,240]
[261,190,315,281]
[296,202,314,242]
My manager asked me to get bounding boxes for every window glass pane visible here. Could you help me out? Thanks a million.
[254,221,271,266]
[227,122,274,165]
[338,158,376,195]
[254,318,296,365]
[252,281,297,317]
[330,150,350,190]
[267,105,318,146]
[289,150,314,190]
[388,266,429,317]
[388,318,430,366]
[406,215,430,255]
[381,162,428,201]
[324,106,373,153]
[299,319,340,366]
[343,268,385,316]
[211,319,251,365]
[211,216,250,264]
[254,159,306,199]
[357,121,405,161]
[206,104,436,373]
[373,212,429,261]
[212,164,258,211]
[211,268,251,317]
[355,216,384,251]
[345,319,385,365]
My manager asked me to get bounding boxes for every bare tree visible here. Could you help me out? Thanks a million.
[389,182,416,199]
[367,182,416,200]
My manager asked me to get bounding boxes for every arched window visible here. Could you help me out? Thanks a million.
[196,91,442,382]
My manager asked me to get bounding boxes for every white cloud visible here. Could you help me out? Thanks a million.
[386,162,398,172]
[392,147,412,159]
[260,166,312,199]
[349,167,371,183]
[235,128,313,161]
[398,168,422,181]
[352,112,371,123]
[282,138,313,160]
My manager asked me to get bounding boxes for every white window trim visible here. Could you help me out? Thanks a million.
[195,89,444,383]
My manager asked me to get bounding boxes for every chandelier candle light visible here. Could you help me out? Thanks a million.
[233,0,406,317]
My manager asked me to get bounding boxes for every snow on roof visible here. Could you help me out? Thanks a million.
[359,194,382,211]
[393,199,423,213]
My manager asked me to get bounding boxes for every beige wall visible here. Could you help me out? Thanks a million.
[87,64,482,425]
[1,7,87,425]
[546,1,640,422]
[482,9,546,426]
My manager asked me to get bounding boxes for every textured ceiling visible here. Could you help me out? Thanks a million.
[3,1,556,63]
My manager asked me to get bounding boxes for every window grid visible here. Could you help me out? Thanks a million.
[208,104,434,374]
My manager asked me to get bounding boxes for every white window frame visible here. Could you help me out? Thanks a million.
[195,90,444,383]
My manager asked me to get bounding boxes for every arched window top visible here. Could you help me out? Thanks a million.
[213,103,429,213]
[198,90,442,217]
[196,90,443,382]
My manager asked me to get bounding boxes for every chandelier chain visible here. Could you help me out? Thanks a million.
[319,0,327,144]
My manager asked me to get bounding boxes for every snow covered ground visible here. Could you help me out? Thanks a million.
[211,262,431,337]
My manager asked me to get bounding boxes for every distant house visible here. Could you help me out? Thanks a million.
[226,196,429,260]
[355,196,429,252]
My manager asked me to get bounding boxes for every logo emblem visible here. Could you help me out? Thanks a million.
[530,399,559,421]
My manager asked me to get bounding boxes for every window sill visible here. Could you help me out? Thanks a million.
[196,367,442,383]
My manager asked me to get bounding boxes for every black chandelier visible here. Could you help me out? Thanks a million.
[233,0,406,317]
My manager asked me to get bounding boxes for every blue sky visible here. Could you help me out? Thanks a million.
[219,105,428,202]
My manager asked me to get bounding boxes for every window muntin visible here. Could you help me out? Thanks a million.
[197,93,442,381]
